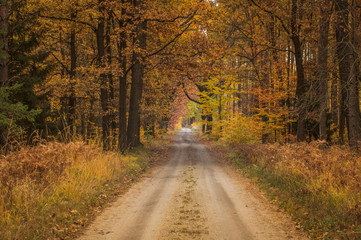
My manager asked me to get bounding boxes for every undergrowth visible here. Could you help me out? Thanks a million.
[219,142,361,239]
[0,140,162,239]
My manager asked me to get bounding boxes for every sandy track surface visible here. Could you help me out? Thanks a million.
[79,129,307,240]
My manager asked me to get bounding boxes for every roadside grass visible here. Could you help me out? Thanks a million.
[0,140,166,239]
[215,142,361,239]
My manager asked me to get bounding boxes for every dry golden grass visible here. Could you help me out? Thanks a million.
[0,141,155,239]
[232,142,361,192]
[0,142,100,186]
[219,141,361,239]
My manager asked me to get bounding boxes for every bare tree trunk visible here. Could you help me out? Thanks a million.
[291,0,307,142]
[127,0,146,148]
[106,13,116,147]
[335,0,361,148]
[331,80,338,124]
[87,99,96,141]
[338,71,347,145]
[335,1,347,145]
[0,1,7,88]
[286,42,292,137]
[349,0,361,148]
[118,1,127,151]
[318,0,330,141]
[68,10,77,137]
[0,0,8,146]
[97,0,110,149]
[58,9,68,133]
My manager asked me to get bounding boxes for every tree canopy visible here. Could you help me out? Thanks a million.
[1,0,361,150]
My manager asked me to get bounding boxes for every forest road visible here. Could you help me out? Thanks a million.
[79,128,307,240]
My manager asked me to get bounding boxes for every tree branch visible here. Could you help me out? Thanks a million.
[182,82,201,105]
[247,0,290,35]
[31,12,97,32]
[39,39,70,74]
[147,21,193,58]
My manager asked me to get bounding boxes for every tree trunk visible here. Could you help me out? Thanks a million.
[291,0,306,142]
[335,0,348,145]
[206,115,213,133]
[318,0,330,141]
[68,10,77,137]
[286,42,292,137]
[335,0,361,148]
[160,116,170,132]
[106,13,116,147]
[97,0,110,149]
[127,0,146,148]
[349,0,361,148]
[118,2,127,151]
[331,56,338,130]
[0,1,8,147]
[0,1,7,86]
[87,98,96,141]
[338,78,347,144]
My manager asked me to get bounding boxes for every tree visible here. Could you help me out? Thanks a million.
[291,0,307,142]
[68,6,77,136]
[318,0,330,141]
[0,0,43,149]
[127,0,146,148]
[97,0,111,149]
[335,0,361,148]
[117,0,128,151]
[0,0,9,145]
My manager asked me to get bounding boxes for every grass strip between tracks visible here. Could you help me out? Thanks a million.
[0,139,169,240]
[212,142,361,240]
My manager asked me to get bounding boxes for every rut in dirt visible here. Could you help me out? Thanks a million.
[79,128,306,240]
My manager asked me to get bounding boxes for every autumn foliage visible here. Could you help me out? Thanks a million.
[0,0,361,238]
[0,0,360,149]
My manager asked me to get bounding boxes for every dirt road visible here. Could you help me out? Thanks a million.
[79,129,306,240]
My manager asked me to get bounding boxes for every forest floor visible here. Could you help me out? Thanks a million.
[78,129,307,240]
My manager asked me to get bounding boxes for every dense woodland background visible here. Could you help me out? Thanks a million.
[0,0,361,151]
